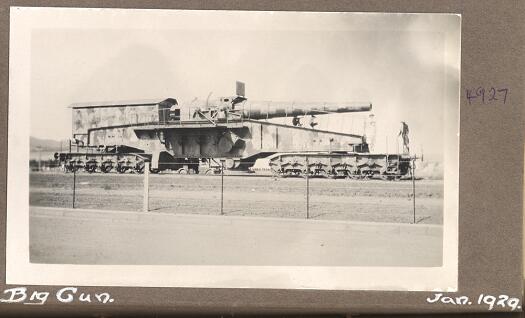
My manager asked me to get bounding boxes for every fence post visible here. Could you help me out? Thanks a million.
[220,160,224,215]
[412,159,416,224]
[37,147,42,172]
[143,162,150,212]
[72,169,76,209]
[306,157,309,219]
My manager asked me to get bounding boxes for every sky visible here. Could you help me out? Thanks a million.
[24,9,460,161]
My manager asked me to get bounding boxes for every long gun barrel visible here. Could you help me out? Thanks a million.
[240,101,372,120]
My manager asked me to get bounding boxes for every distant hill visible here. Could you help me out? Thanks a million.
[30,136,69,152]
[416,161,444,180]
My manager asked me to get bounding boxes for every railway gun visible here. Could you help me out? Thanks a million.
[54,82,415,180]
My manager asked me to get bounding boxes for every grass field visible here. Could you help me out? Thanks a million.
[30,172,443,224]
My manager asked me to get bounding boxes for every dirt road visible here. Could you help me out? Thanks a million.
[30,172,443,224]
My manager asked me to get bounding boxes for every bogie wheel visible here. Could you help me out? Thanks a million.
[85,163,97,173]
[344,173,356,180]
[275,170,287,178]
[360,171,371,180]
[101,163,113,173]
[271,169,284,178]
[134,162,145,174]
[66,163,75,173]
[317,170,328,178]
[177,168,188,174]
[116,165,127,174]
[68,165,79,173]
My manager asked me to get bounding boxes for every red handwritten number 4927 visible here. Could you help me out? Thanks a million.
[466,87,508,105]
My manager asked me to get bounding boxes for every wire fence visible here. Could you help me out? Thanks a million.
[29,165,443,225]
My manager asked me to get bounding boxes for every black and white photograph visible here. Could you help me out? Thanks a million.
[7,8,460,290]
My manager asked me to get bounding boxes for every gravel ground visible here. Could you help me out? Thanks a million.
[30,207,442,266]
[30,172,444,224]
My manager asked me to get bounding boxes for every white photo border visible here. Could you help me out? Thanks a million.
[7,7,460,291]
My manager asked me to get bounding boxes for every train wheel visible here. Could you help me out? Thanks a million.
[68,164,79,173]
[284,169,296,177]
[116,164,127,174]
[85,162,97,173]
[134,162,145,174]
[360,171,371,180]
[101,162,113,173]
[346,172,359,180]
[272,169,285,178]
[73,160,84,173]
[177,168,188,174]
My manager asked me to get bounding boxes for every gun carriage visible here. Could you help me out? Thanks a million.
[55,82,412,179]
